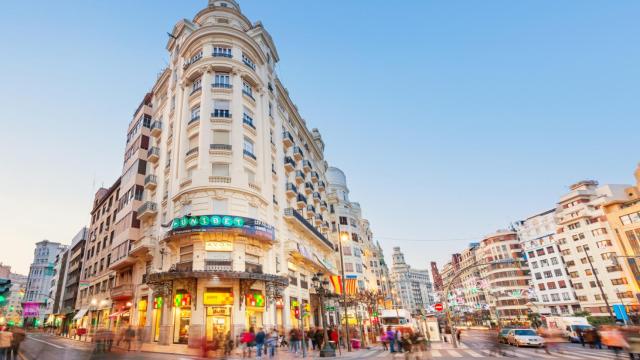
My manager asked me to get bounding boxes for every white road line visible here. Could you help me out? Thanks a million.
[431,349,442,357]
[465,349,484,357]
[26,335,64,349]
[568,351,618,360]
[446,349,464,357]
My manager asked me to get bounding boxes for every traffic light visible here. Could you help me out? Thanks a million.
[294,306,300,319]
[0,279,11,305]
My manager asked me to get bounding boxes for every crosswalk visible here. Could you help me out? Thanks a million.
[356,347,627,359]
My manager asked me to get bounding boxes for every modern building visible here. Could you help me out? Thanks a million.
[517,209,580,316]
[555,180,638,318]
[0,266,27,327]
[603,164,640,320]
[478,230,530,325]
[75,178,121,332]
[45,245,69,327]
[23,240,65,326]
[390,247,434,314]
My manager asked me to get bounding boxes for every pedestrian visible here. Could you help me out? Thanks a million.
[289,328,300,354]
[381,330,388,351]
[8,326,25,360]
[314,327,324,351]
[224,331,233,357]
[266,328,278,359]
[123,325,135,351]
[0,326,13,360]
[601,325,628,359]
[309,327,316,350]
[329,327,338,350]
[255,327,265,359]
[386,326,395,353]
[456,328,462,343]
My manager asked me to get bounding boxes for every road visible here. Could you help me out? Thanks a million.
[19,330,629,359]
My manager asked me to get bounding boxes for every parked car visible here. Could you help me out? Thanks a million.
[507,329,545,347]
[498,328,513,344]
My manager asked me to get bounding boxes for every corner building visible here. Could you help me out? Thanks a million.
[129,0,339,348]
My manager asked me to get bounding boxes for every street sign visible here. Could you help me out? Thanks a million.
[434,303,444,312]
[325,306,335,311]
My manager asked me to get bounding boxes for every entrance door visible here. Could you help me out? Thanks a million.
[152,309,161,342]
[206,306,231,341]
[245,308,264,329]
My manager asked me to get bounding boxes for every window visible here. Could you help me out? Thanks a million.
[611,278,628,285]
[188,136,198,151]
[596,240,613,248]
[268,102,273,117]
[568,222,581,230]
[343,246,352,256]
[179,245,193,263]
[538,283,545,291]
[243,107,255,128]
[344,263,354,272]
[561,249,571,256]
[572,233,585,241]
[212,163,229,177]
[554,269,562,277]
[589,281,597,288]
[544,271,552,278]
[212,46,232,57]
[242,81,253,98]
[246,168,256,184]
[243,137,255,157]
[190,106,200,122]
[542,295,549,302]
[547,282,557,290]
[620,212,640,225]
[213,72,231,88]
[540,259,549,267]
[558,280,567,288]
[535,272,542,280]
[212,130,230,145]
[213,100,231,117]
[562,292,571,300]
[601,252,616,260]
[191,78,202,93]
[551,294,560,301]
[537,249,545,256]
[531,261,538,269]
[551,257,559,265]
[574,283,583,289]
[546,246,555,254]
[339,216,348,226]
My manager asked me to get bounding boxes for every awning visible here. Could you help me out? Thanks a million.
[72,308,88,321]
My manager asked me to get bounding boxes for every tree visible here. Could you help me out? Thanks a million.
[572,310,591,317]
[527,312,542,328]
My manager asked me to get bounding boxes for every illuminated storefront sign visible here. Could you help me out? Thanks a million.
[205,241,233,252]
[170,214,275,241]
[206,306,230,316]
[203,289,234,306]
[22,302,40,317]
[153,296,163,309]
[174,291,192,308]
[245,292,265,307]
[138,299,148,312]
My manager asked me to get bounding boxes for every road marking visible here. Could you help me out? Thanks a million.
[465,349,484,357]
[431,350,442,357]
[569,351,618,360]
[26,335,64,349]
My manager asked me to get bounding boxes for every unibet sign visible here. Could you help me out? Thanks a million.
[172,215,245,230]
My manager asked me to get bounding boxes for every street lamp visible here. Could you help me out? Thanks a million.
[312,273,336,357]
[337,226,352,351]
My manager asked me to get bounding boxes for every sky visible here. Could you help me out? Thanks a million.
[0,0,639,276]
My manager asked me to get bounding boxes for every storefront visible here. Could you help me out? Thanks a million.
[203,288,233,341]
[152,296,163,342]
[173,290,192,344]
[137,298,148,327]
[244,291,265,329]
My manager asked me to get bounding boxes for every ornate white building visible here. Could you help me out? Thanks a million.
[390,247,434,314]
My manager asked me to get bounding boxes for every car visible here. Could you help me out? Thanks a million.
[498,328,512,344]
[507,329,545,347]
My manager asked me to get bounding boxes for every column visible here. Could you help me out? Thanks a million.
[230,68,245,188]
[159,293,173,346]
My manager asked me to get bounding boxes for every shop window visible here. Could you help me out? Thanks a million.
[174,290,191,344]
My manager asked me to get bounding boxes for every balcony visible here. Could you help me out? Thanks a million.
[205,259,233,272]
[130,236,153,257]
[150,121,162,137]
[137,201,158,220]
[302,160,312,173]
[147,147,160,163]
[183,51,203,70]
[304,182,314,195]
[186,147,199,161]
[307,204,316,214]
[243,150,257,161]
[243,114,256,130]
[212,51,232,58]
[284,208,334,251]
[190,86,202,96]
[318,181,326,192]
[320,200,328,211]
[174,261,193,272]
[144,175,157,190]
[242,90,255,101]
[313,192,321,203]
[284,157,296,173]
[310,171,319,182]
[286,183,297,198]
[211,109,232,118]
[295,171,305,185]
[292,146,304,161]
[283,131,294,148]
[245,262,263,274]
[212,82,232,89]
[210,143,232,155]
[314,214,323,226]
[296,194,307,209]
[109,240,135,270]
[321,221,330,232]
[110,284,134,300]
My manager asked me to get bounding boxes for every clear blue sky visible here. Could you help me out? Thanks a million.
[1,1,638,275]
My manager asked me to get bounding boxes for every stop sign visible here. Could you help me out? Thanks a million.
[434,303,444,312]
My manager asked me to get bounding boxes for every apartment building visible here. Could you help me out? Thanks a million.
[555,180,638,318]
[390,247,434,314]
[23,240,65,326]
[478,230,530,325]
[517,209,580,315]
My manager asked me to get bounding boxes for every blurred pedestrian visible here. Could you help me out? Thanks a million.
[266,328,278,359]
[623,326,640,360]
[601,325,628,359]
[255,327,265,359]
[386,326,395,353]
[8,326,25,360]
[0,326,14,360]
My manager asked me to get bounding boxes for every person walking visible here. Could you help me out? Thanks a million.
[266,328,278,359]
[255,327,266,359]
[8,327,25,360]
[329,327,338,349]
[289,328,300,355]
[314,327,324,352]
[386,327,395,353]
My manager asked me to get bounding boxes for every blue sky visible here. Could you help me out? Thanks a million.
[1,0,638,275]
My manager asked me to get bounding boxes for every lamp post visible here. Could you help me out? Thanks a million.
[312,273,336,357]
[337,225,352,351]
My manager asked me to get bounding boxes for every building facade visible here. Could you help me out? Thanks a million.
[390,247,434,314]
[0,267,27,327]
[555,180,638,318]
[75,178,121,331]
[46,245,69,326]
[518,209,580,316]
[478,230,530,325]
[61,228,88,332]
[23,240,65,326]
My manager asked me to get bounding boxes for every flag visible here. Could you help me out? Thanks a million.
[330,275,343,295]
[345,278,358,295]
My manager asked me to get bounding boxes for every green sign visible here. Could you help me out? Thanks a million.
[325,306,335,311]
[172,215,245,230]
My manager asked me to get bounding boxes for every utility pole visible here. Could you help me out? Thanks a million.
[583,246,615,319]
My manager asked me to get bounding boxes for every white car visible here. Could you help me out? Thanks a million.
[507,329,545,347]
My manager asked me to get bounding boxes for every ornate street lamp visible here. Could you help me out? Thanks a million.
[312,272,336,357]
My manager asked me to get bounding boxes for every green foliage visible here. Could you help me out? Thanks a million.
[572,311,591,317]
[587,316,616,326]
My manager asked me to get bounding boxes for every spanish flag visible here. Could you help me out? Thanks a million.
[330,275,343,295]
